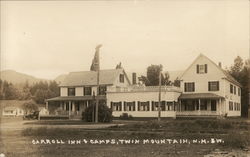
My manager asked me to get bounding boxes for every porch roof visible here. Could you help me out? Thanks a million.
[46,96,106,102]
[179,93,224,99]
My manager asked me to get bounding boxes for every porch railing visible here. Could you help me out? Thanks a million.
[176,111,219,116]
[48,110,81,116]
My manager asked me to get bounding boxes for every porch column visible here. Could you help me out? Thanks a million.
[69,101,71,116]
[72,101,75,112]
[46,101,48,109]
[64,102,67,110]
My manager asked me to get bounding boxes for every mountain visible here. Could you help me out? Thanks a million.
[0,70,47,85]
[54,74,67,84]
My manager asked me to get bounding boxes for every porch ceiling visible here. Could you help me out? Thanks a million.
[46,96,106,102]
[179,93,224,100]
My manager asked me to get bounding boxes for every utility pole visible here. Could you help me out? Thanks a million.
[158,65,162,121]
[95,45,101,123]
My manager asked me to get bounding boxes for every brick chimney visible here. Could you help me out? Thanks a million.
[132,73,137,85]
[218,62,222,68]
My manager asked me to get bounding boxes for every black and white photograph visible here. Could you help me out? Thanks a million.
[0,0,250,157]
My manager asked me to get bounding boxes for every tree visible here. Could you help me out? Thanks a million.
[22,100,39,114]
[0,80,20,100]
[82,103,112,122]
[228,56,250,117]
[229,56,244,79]
[140,65,171,86]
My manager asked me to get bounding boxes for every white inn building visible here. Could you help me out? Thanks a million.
[46,54,241,119]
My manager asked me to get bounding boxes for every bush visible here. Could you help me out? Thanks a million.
[119,113,133,120]
[22,100,39,114]
[82,103,112,123]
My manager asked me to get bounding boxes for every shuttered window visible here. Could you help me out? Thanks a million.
[208,81,219,91]
[184,82,195,92]
[196,64,208,74]
[111,102,122,111]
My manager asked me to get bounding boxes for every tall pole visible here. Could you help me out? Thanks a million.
[158,65,162,121]
[95,46,101,123]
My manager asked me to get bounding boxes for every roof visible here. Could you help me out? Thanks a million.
[179,93,224,99]
[4,106,18,111]
[60,69,131,87]
[179,54,241,87]
[46,96,107,102]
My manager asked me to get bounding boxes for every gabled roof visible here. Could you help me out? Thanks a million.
[179,54,241,87]
[60,68,131,87]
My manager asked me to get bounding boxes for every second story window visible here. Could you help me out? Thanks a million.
[119,74,124,83]
[234,86,236,95]
[98,86,107,95]
[184,82,195,92]
[197,64,207,74]
[230,84,233,94]
[238,88,241,96]
[84,87,92,96]
[208,81,219,91]
[68,88,75,96]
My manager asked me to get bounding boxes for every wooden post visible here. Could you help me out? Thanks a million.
[46,101,48,110]
[158,65,162,121]
[198,99,201,116]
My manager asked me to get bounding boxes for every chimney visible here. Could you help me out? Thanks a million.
[218,62,222,68]
[132,73,137,85]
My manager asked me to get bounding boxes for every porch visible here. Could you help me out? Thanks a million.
[176,93,224,117]
[43,96,106,119]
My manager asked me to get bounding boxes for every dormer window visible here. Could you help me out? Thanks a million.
[197,64,207,74]
[119,74,124,83]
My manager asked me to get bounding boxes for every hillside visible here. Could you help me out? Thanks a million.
[0,70,47,85]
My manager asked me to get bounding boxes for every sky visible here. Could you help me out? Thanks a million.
[1,0,249,79]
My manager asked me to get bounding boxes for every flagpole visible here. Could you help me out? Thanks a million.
[158,65,162,121]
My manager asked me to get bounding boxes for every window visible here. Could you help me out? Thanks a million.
[208,81,219,91]
[229,101,233,111]
[152,101,165,111]
[238,88,241,96]
[230,84,233,94]
[119,74,124,83]
[234,102,237,111]
[234,86,236,95]
[68,88,75,96]
[124,101,135,111]
[84,87,92,96]
[111,102,122,111]
[196,64,207,74]
[98,86,107,95]
[138,101,150,111]
[166,102,174,111]
[211,100,217,111]
[184,82,195,92]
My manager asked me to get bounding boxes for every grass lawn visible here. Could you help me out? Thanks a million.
[1,118,250,157]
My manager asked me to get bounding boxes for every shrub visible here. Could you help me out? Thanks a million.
[119,113,133,120]
[82,103,112,123]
